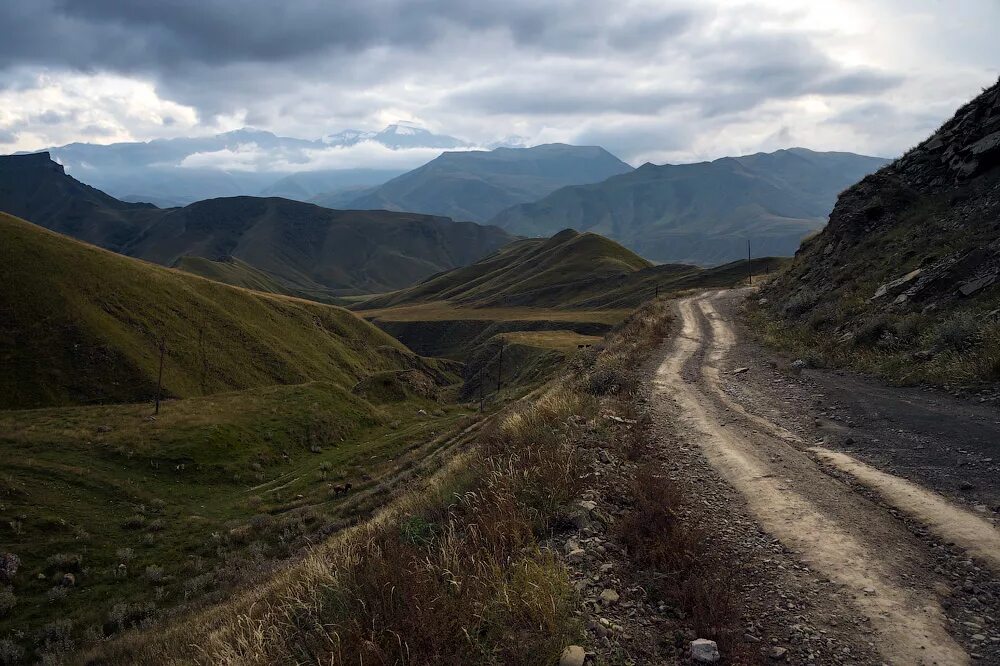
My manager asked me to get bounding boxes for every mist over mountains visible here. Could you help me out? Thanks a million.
[32,123,483,207]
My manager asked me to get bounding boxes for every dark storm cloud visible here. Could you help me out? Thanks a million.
[1,0,994,166]
[0,1,694,72]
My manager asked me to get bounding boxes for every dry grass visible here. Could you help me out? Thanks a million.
[500,331,604,353]
[77,382,593,666]
[361,302,631,324]
[76,295,760,666]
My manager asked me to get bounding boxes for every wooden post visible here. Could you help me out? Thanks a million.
[496,337,504,395]
[478,368,484,413]
[155,338,166,415]
[198,327,207,395]
[747,239,752,286]
[655,284,659,298]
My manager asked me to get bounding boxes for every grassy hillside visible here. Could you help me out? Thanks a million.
[346,144,633,223]
[760,79,1000,386]
[0,212,444,409]
[0,214,476,660]
[357,229,786,312]
[489,148,887,266]
[171,256,289,294]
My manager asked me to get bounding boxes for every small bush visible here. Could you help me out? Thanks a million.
[855,314,892,346]
[0,587,15,616]
[37,619,74,655]
[47,585,69,604]
[0,639,23,665]
[122,515,145,530]
[145,565,165,583]
[107,601,156,632]
[147,518,166,532]
[116,547,134,563]
[931,311,980,350]
[782,289,820,318]
[0,553,18,583]
[44,552,83,573]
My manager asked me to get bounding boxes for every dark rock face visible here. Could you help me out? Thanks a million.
[765,78,1000,378]
[892,84,1000,189]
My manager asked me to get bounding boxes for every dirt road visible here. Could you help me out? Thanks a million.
[652,290,1000,665]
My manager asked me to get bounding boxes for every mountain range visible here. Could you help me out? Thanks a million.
[32,123,470,206]
[489,148,889,266]
[343,144,633,223]
[0,152,514,297]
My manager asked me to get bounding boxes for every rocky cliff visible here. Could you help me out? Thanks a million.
[763,79,1000,384]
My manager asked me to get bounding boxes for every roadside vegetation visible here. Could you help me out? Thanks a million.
[70,295,765,665]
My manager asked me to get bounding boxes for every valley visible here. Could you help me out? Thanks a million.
[1,14,998,662]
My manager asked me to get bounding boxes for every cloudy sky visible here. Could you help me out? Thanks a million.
[0,0,997,168]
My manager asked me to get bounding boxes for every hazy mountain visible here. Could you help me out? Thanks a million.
[489,148,889,266]
[346,144,634,222]
[28,124,470,205]
[323,121,468,149]
[0,152,515,297]
[260,169,404,200]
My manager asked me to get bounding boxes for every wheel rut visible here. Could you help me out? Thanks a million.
[653,291,1000,665]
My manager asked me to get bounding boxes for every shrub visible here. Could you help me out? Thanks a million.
[782,289,820,318]
[0,639,23,665]
[44,552,83,573]
[855,314,893,346]
[37,619,74,656]
[0,554,18,583]
[932,311,980,350]
[107,601,156,632]
[47,585,68,604]
[116,547,134,563]
[0,587,14,616]
[145,565,165,583]
[147,518,166,532]
[122,515,145,530]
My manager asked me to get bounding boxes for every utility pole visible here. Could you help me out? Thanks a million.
[747,239,752,286]
[496,337,504,395]
[155,338,166,415]
[198,327,207,395]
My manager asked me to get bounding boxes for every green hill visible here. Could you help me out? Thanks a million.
[0,153,515,298]
[0,212,445,409]
[762,79,1000,385]
[346,144,633,223]
[489,148,888,266]
[356,229,785,312]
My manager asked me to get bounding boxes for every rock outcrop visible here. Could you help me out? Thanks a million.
[766,78,1000,377]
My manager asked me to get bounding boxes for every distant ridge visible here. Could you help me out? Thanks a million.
[489,147,889,266]
[355,228,787,311]
[0,152,515,297]
[346,143,633,223]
